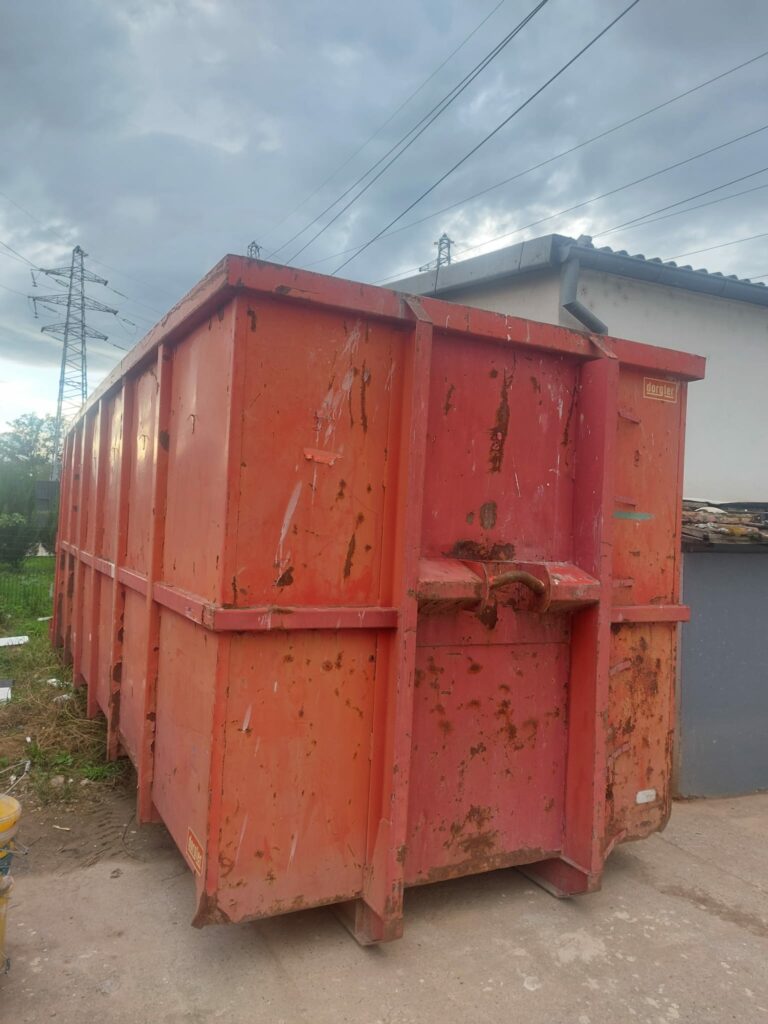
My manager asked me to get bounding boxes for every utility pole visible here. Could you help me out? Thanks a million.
[30,245,117,477]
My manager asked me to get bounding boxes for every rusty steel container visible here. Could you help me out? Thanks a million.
[52,256,704,943]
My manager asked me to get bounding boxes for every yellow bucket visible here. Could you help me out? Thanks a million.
[0,795,21,845]
[0,795,21,974]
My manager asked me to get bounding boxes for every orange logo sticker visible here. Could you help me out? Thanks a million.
[186,827,204,876]
[643,377,678,403]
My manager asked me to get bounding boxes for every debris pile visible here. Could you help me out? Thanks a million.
[682,502,768,548]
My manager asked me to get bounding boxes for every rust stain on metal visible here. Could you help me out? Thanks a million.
[443,383,455,415]
[192,892,234,929]
[447,539,515,561]
[360,362,371,433]
[476,601,499,629]
[488,363,514,472]
[158,430,170,451]
[343,532,356,579]
[446,805,498,858]
[562,385,577,449]
[275,566,294,588]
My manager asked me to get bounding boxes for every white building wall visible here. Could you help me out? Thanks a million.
[442,269,768,502]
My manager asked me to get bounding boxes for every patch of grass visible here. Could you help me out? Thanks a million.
[0,613,129,806]
[0,556,55,628]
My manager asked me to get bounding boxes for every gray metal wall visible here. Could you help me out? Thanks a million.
[677,552,768,797]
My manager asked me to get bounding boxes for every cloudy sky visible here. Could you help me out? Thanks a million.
[1,0,767,428]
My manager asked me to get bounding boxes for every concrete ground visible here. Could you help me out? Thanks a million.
[2,792,767,1024]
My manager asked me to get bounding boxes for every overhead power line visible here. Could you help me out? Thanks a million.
[596,180,768,238]
[0,233,160,327]
[593,166,768,237]
[0,189,72,246]
[0,281,30,298]
[665,232,768,261]
[376,163,768,285]
[300,48,768,270]
[0,190,179,305]
[435,142,768,264]
[332,0,643,276]
[262,0,512,242]
[0,238,37,267]
[275,0,553,264]
[87,255,179,304]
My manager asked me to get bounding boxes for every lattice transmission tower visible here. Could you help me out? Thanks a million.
[30,246,117,476]
[419,232,455,272]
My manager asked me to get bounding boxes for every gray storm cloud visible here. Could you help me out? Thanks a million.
[1,0,766,386]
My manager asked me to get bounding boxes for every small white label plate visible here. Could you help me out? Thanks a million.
[635,788,657,805]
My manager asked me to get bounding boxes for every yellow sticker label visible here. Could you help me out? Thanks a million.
[186,827,204,876]
[643,377,678,403]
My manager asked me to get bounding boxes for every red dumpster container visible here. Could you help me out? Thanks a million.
[53,256,704,943]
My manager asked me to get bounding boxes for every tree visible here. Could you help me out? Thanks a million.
[0,512,35,568]
[0,414,59,557]
[0,413,57,466]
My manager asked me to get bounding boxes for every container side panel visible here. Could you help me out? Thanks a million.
[612,368,682,606]
[232,298,402,606]
[606,622,676,846]
[61,425,83,661]
[72,416,95,678]
[118,366,160,763]
[118,589,147,763]
[79,569,94,687]
[89,395,124,714]
[422,336,577,563]
[163,311,234,603]
[152,614,219,859]
[97,392,124,561]
[405,634,567,884]
[94,578,114,716]
[215,631,376,922]
[125,368,159,576]
[83,407,98,554]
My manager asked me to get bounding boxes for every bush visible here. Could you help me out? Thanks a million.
[0,513,35,568]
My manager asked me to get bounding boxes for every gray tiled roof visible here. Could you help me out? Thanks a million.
[577,236,765,287]
[393,233,768,307]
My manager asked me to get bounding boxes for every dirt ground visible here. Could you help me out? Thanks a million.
[2,791,767,1023]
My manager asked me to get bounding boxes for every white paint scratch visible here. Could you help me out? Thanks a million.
[277,481,302,566]
[342,319,362,357]
[288,832,298,868]
[235,814,249,866]
[241,704,252,732]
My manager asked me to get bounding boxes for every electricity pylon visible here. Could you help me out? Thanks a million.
[419,232,455,272]
[30,246,117,477]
